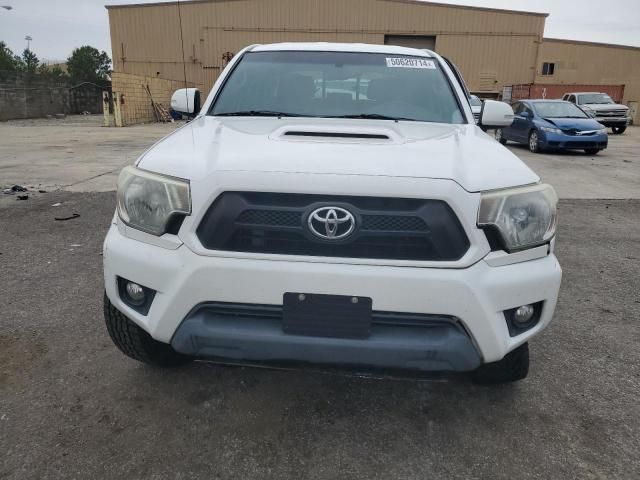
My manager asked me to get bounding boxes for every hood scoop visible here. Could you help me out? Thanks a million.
[284,131,390,140]
[271,124,402,144]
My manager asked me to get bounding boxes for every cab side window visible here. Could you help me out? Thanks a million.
[568,95,577,104]
[512,102,523,115]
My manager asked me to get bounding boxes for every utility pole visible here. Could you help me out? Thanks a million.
[25,35,32,50]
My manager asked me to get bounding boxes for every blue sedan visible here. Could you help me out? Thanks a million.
[495,100,608,155]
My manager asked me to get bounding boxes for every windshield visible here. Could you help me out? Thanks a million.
[469,95,482,107]
[533,102,589,119]
[210,51,465,124]
[578,93,614,105]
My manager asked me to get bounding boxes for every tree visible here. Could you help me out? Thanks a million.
[21,48,40,76]
[37,63,68,81]
[0,41,22,79]
[66,46,111,85]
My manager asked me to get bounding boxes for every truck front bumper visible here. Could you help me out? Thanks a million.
[595,117,631,128]
[540,131,608,150]
[104,223,562,370]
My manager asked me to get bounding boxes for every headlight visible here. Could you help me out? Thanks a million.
[581,107,596,118]
[597,128,607,135]
[540,126,562,134]
[117,166,191,236]
[478,184,558,252]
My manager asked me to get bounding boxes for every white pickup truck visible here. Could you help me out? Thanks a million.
[103,43,561,384]
[562,92,631,134]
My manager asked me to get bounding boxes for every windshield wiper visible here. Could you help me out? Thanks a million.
[329,113,417,121]
[214,110,309,117]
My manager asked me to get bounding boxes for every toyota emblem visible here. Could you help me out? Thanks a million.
[307,206,356,240]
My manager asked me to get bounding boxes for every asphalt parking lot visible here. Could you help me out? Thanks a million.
[1,116,639,479]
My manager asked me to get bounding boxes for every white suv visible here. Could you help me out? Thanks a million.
[104,43,562,384]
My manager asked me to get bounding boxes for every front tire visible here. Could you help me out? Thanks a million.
[611,126,626,135]
[528,130,542,153]
[495,129,508,145]
[584,148,600,155]
[472,343,529,384]
[104,293,192,367]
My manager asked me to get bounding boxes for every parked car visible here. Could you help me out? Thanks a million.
[562,92,630,134]
[469,94,482,123]
[495,99,608,154]
[104,43,561,384]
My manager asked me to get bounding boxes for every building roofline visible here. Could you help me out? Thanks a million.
[543,37,640,51]
[106,0,237,9]
[105,0,549,17]
[381,0,547,17]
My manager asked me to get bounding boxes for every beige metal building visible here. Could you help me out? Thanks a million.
[106,0,640,124]
[536,38,640,121]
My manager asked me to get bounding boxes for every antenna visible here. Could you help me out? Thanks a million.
[177,0,189,112]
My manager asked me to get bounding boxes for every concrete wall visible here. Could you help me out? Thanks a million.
[0,80,104,121]
[111,72,193,125]
[107,0,547,94]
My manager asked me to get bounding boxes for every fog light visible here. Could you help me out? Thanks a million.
[513,304,535,325]
[117,277,156,315]
[504,302,543,337]
[125,282,145,304]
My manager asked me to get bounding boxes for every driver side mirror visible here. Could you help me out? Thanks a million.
[171,88,201,116]
[479,100,515,129]
[520,111,530,118]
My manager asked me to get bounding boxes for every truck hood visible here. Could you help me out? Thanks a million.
[582,103,628,112]
[138,116,539,192]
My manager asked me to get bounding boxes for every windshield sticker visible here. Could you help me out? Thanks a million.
[385,58,436,69]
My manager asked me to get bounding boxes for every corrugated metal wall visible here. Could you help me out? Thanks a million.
[107,0,546,93]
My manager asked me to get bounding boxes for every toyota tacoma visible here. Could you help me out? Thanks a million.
[103,43,562,383]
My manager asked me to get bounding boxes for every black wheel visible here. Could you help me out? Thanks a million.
[611,126,626,135]
[528,130,542,153]
[472,343,529,384]
[584,148,600,155]
[103,293,192,367]
[495,128,508,145]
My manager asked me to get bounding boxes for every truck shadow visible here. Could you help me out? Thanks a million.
[506,142,608,157]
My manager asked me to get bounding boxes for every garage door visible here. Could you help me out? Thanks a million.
[384,35,436,51]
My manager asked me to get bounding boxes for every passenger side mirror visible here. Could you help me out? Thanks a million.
[520,111,530,118]
[479,100,515,129]
[171,88,201,116]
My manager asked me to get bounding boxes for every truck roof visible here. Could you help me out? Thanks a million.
[251,42,435,58]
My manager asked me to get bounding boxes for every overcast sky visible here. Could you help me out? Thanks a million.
[1,0,639,63]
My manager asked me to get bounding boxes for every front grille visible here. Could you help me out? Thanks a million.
[196,192,470,261]
[561,129,596,136]
[360,215,428,232]
[237,209,300,227]
[596,110,626,117]
[195,302,458,329]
